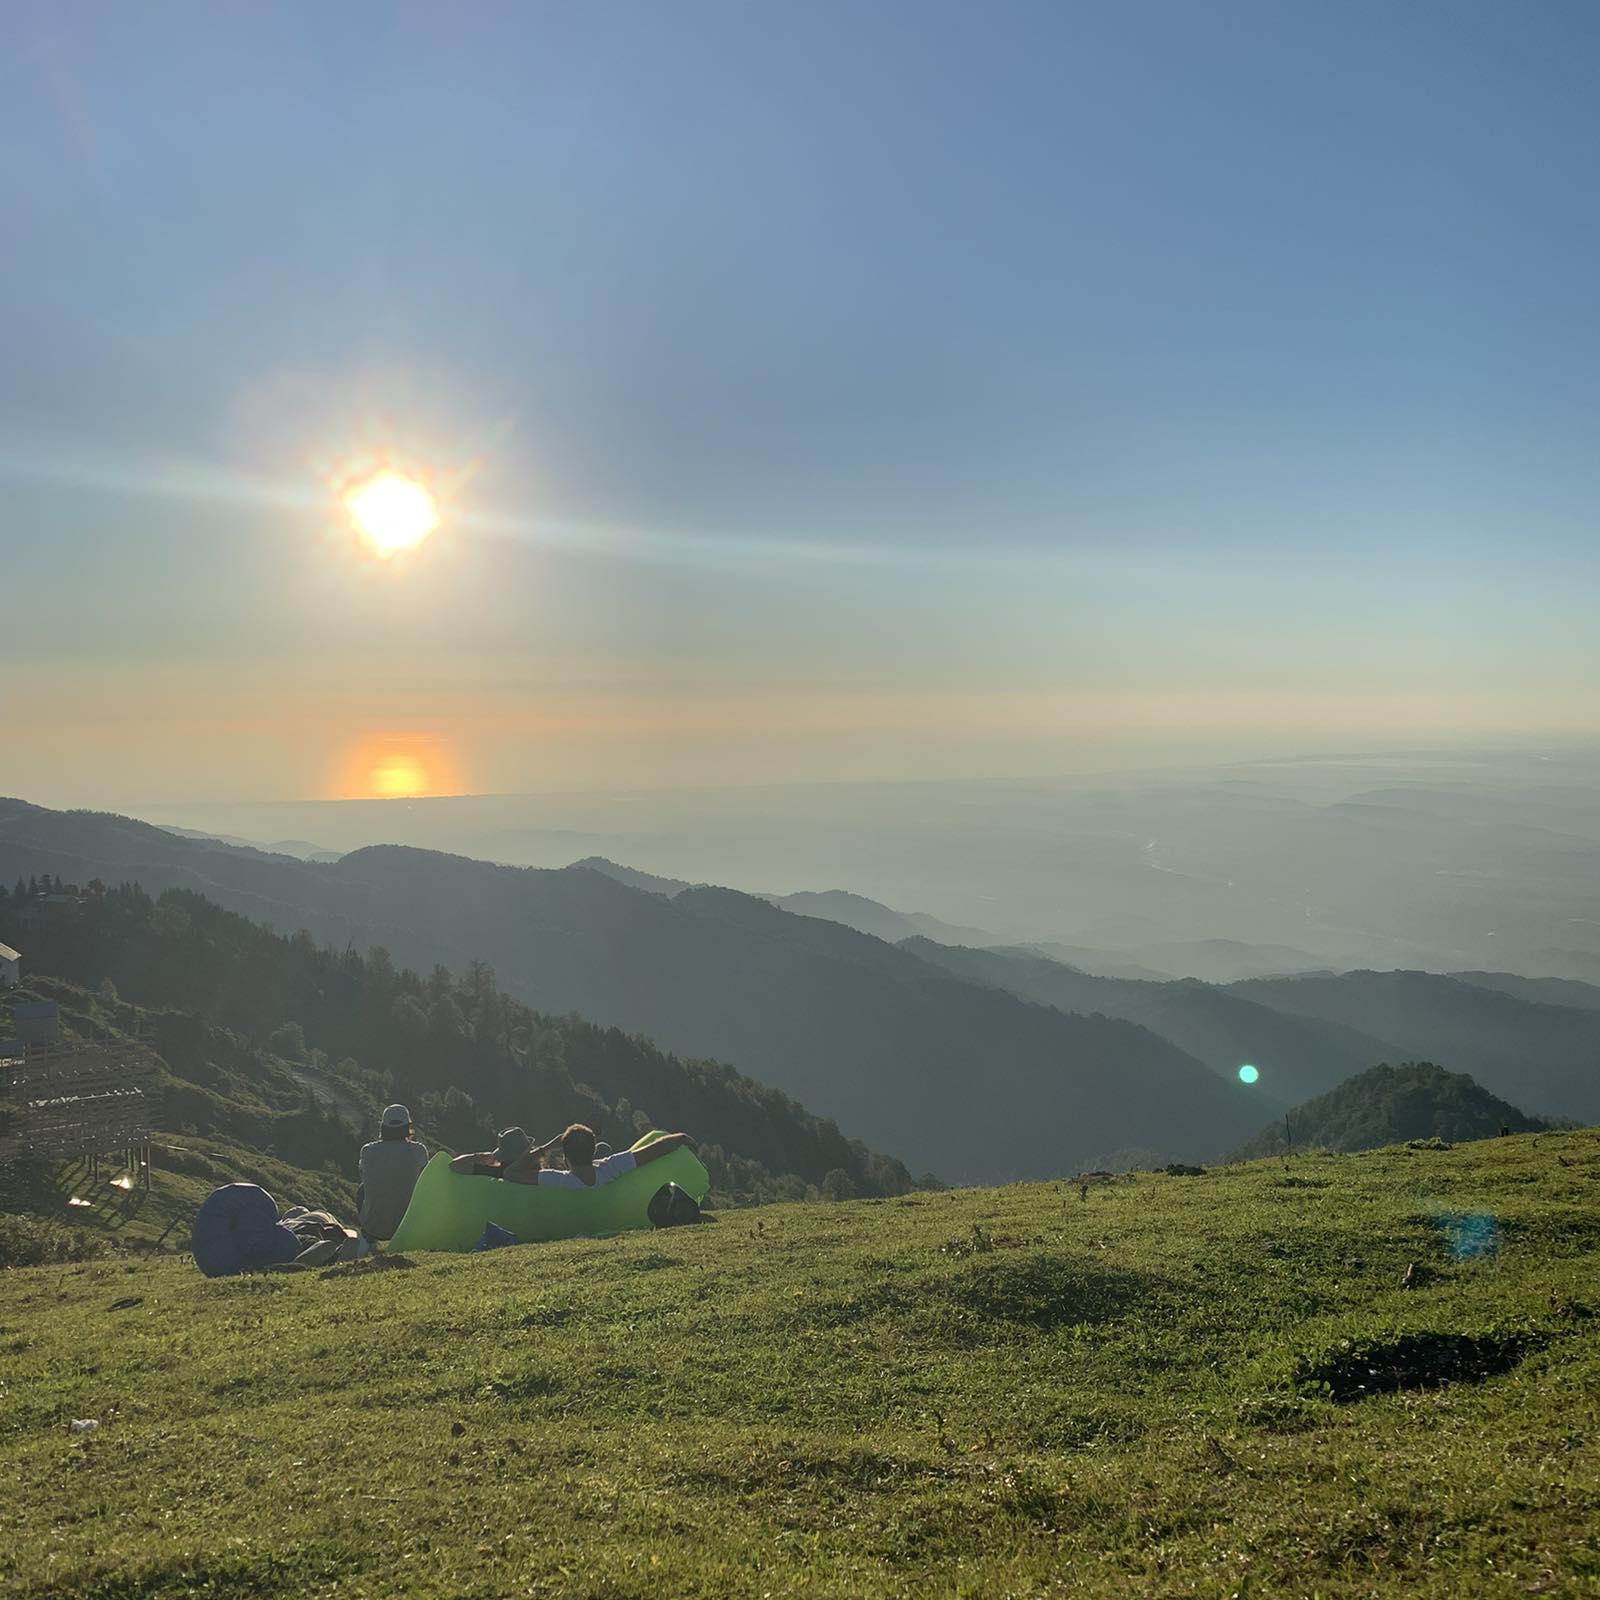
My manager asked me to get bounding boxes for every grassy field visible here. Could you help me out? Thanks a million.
[3,1130,1599,1598]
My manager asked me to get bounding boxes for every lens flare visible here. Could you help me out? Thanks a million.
[1238,1063,1259,1084]
[1439,1211,1500,1261]
[341,470,439,556]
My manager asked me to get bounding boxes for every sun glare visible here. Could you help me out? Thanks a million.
[370,753,430,798]
[336,733,462,800]
[343,470,439,556]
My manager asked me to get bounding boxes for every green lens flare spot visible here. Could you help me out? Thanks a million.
[1238,1064,1259,1085]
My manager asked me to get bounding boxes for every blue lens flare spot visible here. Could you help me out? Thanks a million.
[1237,1064,1259,1084]
[1440,1212,1500,1261]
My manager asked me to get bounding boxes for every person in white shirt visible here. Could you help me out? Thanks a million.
[356,1104,429,1240]
[535,1123,693,1189]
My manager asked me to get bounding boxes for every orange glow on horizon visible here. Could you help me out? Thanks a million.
[336,734,463,800]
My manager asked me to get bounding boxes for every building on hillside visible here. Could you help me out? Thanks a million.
[0,943,18,989]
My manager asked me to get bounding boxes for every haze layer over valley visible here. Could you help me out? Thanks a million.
[141,746,1600,983]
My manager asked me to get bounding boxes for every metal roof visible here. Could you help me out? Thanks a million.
[0,944,19,963]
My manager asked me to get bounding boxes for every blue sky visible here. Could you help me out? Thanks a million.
[4,1,1598,804]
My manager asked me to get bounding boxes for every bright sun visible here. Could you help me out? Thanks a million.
[369,753,430,798]
[344,471,439,556]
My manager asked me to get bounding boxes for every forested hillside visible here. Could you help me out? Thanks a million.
[0,881,924,1205]
[1230,970,1600,1122]
[1230,1061,1556,1159]
[0,801,1259,1178]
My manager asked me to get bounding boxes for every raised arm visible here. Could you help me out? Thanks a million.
[632,1132,694,1166]
[448,1150,494,1174]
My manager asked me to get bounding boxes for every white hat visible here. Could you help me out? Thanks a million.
[381,1103,412,1129]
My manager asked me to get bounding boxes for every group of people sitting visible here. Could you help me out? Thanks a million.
[356,1103,693,1241]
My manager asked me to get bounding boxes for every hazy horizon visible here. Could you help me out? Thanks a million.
[34,743,1584,987]
[7,2,1600,807]
[26,730,1600,814]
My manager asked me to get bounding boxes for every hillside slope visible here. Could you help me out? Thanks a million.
[1450,970,1600,1013]
[4,1129,1598,1598]
[318,857,1252,1179]
[1231,970,1600,1122]
[1,886,924,1205]
[762,888,998,947]
[1231,1061,1556,1159]
[571,858,1002,945]
[0,803,1258,1179]
[904,939,1394,1105]
[1103,936,1329,983]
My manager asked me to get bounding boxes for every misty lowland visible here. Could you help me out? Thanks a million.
[7,5,1600,1597]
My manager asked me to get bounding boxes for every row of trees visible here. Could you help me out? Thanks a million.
[3,875,100,900]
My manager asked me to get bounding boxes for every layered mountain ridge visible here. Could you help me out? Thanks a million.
[5,796,1597,1178]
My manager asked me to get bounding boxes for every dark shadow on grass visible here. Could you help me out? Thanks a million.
[623,1250,677,1272]
[1297,1330,1543,1403]
[943,1253,1162,1331]
[669,1444,965,1498]
[318,1254,416,1280]
[482,1369,564,1401]
[516,1304,578,1328]
[801,1252,1169,1340]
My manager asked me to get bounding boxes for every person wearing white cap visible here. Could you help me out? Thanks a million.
[357,1104,430,1241]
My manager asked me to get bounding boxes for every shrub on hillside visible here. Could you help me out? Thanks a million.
[0,1215,110,1269]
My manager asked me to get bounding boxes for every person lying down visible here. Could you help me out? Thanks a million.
[448,1122,693,1187]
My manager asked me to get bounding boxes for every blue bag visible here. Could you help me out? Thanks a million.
[191,1183,303,1277]
[472,1221,520,1252]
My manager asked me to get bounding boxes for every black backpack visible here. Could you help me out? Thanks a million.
[647,1182,702,1228]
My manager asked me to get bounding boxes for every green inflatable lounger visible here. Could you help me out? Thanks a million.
[386,1131,709,1253]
